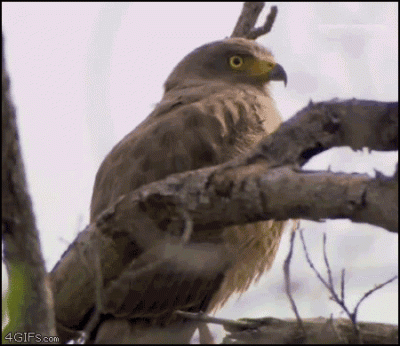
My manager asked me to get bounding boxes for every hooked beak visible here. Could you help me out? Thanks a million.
[267,63,287,87]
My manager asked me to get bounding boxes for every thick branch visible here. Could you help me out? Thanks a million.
[224,317,398,344]
[235,99,398,169]
[112,161,397,238]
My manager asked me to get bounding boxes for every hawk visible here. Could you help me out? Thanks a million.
[90,37,288,343]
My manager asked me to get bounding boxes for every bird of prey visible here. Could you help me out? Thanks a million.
[90,37,288,343]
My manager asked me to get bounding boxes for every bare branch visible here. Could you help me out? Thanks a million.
[237,99,398,169]
[231,2,264,38]
[353,275,398,319]
[340,269,345,303]
[246,5,278,40]
[231,3,279,40]
[323,234,334,292]
[223,316,398,344]
[2,32,56,339]
[283,226,306,335]
[300,231,398,343]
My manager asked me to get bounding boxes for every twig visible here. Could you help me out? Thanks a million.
[246,5,278,40]
[322,233,334,290]
[300,231,360,339]
[300,231,398,343]
[340,268,345,302]
[353,275,398,318]
[283,225,305,335]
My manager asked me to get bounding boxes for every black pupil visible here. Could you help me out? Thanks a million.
[233,57,241,66]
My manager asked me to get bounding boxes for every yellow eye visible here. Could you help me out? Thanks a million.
[229,55,244,69]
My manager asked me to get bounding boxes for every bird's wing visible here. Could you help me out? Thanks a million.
[102,239,232,323]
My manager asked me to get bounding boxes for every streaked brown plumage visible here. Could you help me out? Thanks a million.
[90,37,288,343]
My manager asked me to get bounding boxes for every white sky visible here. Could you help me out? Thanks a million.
[2,2,398,340]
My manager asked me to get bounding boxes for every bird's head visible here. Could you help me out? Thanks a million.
[164,37,287,92]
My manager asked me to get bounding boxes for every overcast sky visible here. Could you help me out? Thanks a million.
[2,2,398,338]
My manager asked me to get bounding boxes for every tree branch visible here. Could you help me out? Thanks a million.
[231,2,278,40]
[2,32,56,340]
[223,317,398,344]
[51,98,398,342]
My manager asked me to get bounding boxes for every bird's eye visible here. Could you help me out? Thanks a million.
[229,56,244,69]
